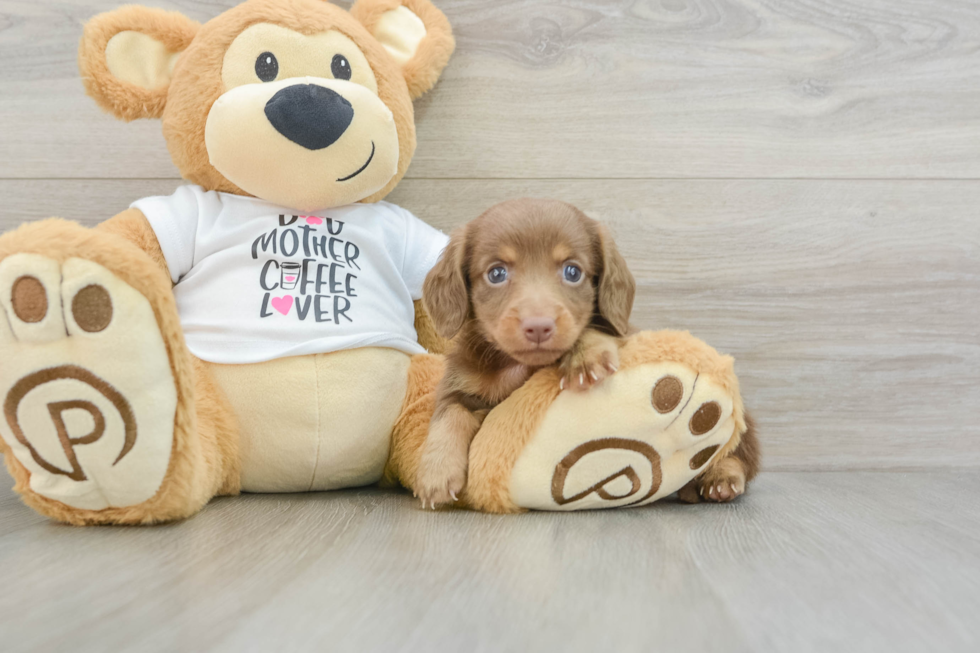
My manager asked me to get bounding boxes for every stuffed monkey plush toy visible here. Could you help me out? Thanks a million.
[0,0,754,524]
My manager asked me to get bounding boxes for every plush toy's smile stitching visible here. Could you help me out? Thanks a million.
[337,141,375,182]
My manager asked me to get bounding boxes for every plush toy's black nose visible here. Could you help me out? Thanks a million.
[264,84,354,151]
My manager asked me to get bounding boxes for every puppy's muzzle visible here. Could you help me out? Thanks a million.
[264,84,353,151]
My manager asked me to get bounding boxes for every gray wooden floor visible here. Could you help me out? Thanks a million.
[1,0,979,651]
[1,473,978,653]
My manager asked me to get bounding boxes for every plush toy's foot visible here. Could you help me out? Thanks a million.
[510,361,736,511]
[0,252,177,513]
[466,331,746,513]
[0,220,229,524]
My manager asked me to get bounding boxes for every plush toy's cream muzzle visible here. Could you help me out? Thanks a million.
[205,77,399,212]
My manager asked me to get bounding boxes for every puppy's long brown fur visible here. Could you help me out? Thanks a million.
[417,199,635,508]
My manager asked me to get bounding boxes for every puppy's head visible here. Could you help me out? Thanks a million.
[424,199,635,366]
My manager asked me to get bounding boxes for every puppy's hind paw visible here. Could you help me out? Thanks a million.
[414,463,466,510]
[680,458,747,504]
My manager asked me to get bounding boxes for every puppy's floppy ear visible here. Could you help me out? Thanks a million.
[423,225,469,339]
[79,6,199,121]
[350,0,455,99]
[595,224,636,336]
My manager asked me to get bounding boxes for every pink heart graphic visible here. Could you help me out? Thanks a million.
[305,216,323,225]
[271,295,293,315]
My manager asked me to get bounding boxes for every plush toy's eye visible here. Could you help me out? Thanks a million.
[562,264,583,284]
[331,54,352,81]
[255,52,279,82]
[487,266,508,285]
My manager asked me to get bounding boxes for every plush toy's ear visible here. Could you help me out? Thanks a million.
[595,225,636,337]
[350,0,455,99]
[79,6,199,121]
[422,225,469,339]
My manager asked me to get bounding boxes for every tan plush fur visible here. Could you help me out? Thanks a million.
[351,0,456,99]
[619,330,747,457]
[79,6,200,121]
[165,0,414,201]
[0,215,239,524]
[463,367,563,513]
[79,0,453,203]
[97,208,170,272]
[413,299,450,354]
[619,330,754,502]
[1,0,455,524]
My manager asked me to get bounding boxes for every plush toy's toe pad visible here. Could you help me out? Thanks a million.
[0,255,176,510]
[509,361,735,511]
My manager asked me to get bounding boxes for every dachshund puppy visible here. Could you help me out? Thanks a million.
[416,199,636,508]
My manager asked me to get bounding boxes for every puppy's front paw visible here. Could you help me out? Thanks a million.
[560,337,619,392]
[415,457,466,510]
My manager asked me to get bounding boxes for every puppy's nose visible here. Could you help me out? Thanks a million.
[265,84,353,150]
[522,318,556,345]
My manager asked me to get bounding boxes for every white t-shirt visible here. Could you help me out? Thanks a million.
[131,185,448,364]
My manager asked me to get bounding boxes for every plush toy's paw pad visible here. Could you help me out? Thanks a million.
[0,254,66,343]
[509,361,736,511]
[0,255,177,510]
[698,458,746,503]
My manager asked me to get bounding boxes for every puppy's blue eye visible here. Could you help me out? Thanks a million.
[487,266,508,284]
[563,264,583,283]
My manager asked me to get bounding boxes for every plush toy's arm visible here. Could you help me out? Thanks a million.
[414,299,451,354]
[96,208,170,281]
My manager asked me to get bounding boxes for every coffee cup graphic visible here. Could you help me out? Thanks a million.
[280,261,301,290]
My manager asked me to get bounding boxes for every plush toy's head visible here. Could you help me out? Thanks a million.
[79,0,454,212]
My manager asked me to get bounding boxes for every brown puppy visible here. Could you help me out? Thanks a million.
[417,199,635,508]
